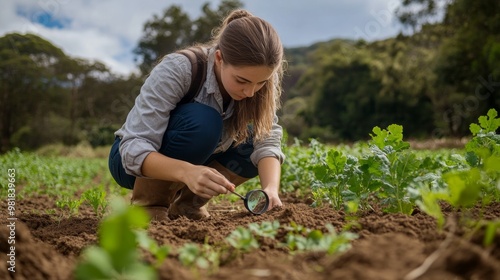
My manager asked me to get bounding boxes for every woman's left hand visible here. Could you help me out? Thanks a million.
[264,189,282,210]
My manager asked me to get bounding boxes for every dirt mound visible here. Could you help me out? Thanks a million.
[0,220,74,280]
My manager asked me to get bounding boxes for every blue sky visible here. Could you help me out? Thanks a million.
[1,0,404,76]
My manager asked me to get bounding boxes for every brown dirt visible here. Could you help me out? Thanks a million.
[1,193,499,280]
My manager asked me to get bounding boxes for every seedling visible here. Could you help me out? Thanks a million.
[82,187,109,218]
[248,221,280,239]
[283,223,358,255]
[56,196,83,217]
[178,242,220,273]
[135,230,170,268]
[225,226,259,253]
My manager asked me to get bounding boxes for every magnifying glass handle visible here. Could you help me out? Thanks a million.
[228,189,246,200]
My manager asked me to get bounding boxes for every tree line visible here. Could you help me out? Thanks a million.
[0,0,498,152]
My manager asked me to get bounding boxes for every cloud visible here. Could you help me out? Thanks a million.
[246,0,400,46]
[1,0,402,76]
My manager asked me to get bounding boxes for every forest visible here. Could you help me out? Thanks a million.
[1,0,499,152]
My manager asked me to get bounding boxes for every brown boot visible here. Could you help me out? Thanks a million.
[131,177,185,221]
[167,160,250,220]
[168,186,211,220]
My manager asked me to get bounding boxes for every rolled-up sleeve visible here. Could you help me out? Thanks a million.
[250,115,286,166]
[116,54,191,177]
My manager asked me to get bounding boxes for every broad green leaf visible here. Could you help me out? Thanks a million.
[485,156,500,172]
[470,109,500,135]
[470,123,482,135]
[465,151,480,167]
[326,149,347,173]
[444,169,482,208]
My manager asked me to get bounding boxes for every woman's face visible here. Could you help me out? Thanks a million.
[215,50,274,100]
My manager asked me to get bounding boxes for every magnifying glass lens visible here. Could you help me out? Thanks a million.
[245,190,269,214]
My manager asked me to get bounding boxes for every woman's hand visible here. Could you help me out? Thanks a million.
[257,157,283,210]
[264,188,282,210]
[183,165,235,199]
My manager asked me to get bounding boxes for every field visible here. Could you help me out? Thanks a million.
[1,111,499,280]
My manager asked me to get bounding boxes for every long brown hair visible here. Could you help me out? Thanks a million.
[202,9,285,145]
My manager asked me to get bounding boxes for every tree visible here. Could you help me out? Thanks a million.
[395,0,446,33]
[0,33,68,151]
[397,0,500,136]
[191,1,243,44]
[134,0,243,75]
[293,37,436,142]
[134,5,192,74]
[433,0,500,136]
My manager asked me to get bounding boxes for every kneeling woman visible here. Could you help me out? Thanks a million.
[108,9,285,220]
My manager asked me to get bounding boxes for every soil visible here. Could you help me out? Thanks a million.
[1,192,499,280]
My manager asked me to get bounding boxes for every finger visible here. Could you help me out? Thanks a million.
[197,192,212,199]
[190,182,219,199]
[204,175,234,194]
[206,180,230,195]
[197,186,219,198]
[208,169,235,191]
[189,186,212,199]
[269,198,283,209]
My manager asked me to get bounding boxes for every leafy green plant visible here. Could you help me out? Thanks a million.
[247,221,280,239]
[280,138,318,193]
[283,222,358,255]
[82,187,109,218]
[56,196,83,216]
[364,124,424,214]
[75,198,157,280]
[466,108,500,167]
[417,109,500,229]
[225,226,259,253]
[135,230,170,268]
[178,242,220,272]
[311,147,365,210]
[309,124,438,214]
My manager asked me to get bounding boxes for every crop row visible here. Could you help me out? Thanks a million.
[75,198,358,279]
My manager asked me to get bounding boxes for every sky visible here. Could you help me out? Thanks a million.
[1,0,404,76]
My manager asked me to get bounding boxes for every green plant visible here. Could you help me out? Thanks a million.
[55,196,83,216]
[283,223,358,255]
[280,138,317,193]
[417,109,500,229]
[135,230,170,268]
[178,242,220,272]
[247,221,280,239]
[364,124,424,214]
[225,226,259,253]
[309,124,437,214]
[82,187,109,218]
[75,198,157,280]
[465,108,500,167]
[310,148,365,210]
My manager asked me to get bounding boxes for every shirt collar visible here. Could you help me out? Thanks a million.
[205,47,219,95]
[205,47,234,117]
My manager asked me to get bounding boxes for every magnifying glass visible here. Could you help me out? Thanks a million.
[228,189,269,215]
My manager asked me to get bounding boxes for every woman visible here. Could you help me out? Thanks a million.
[108,9,285,220]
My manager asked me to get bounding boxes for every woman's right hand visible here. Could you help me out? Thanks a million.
[183,165,235,199]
